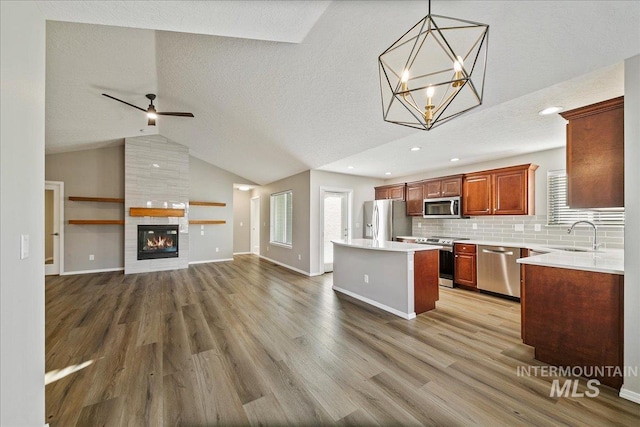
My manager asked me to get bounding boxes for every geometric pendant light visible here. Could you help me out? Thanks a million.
[379,0,489,130]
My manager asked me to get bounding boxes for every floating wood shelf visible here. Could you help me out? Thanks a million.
[189,220,226,225]
[69,220,125,225]
[130,207,185,217]
[190,201,226,207]
[69,196,124,203]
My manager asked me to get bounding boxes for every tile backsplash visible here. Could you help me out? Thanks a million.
[412,215,624,249]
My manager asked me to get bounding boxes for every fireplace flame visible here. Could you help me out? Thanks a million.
[146,235,174,250]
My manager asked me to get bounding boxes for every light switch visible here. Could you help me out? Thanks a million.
[20,234,29,259]
[534,224,542,232]
[200,230,204,235]
[515,224,524,232]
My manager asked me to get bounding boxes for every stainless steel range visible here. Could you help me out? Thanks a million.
[415,236,469,288]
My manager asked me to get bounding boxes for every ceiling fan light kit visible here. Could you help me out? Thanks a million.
[102,93,194,126]
[379,0,489,131]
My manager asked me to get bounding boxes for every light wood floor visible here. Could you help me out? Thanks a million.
[45,255,640,426]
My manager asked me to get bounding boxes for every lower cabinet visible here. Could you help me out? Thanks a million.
[454,243,477,289]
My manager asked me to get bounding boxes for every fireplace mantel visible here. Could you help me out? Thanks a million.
[129,207,185,217]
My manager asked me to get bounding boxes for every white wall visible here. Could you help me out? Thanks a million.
[309,170,384,275]
[0,2,46,425]
[622,54,640,403]
[233,189,252,253]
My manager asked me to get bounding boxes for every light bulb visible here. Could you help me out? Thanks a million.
[452,56,464,88]
[426,86,435,99]
[401,69,410,83]
[147,112,158,119]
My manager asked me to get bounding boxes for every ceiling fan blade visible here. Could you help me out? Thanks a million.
[156,112,195,117]
[102,94,146,112]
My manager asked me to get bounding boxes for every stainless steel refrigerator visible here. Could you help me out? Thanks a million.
[363,200,411,241]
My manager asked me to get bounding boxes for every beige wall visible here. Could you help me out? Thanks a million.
[622,54,640,402]
[46,145,125,272]
[255,170,311,273]
[233,189,252,253]
[189,156,253,263]
[0,2,46,425]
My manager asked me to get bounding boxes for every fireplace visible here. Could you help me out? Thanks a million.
[137,225,179,260]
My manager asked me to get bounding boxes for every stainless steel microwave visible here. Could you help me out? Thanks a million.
[423,197,463,219]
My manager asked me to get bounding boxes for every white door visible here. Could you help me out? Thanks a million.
[45,181,64,275]
[250,197,260,254]
[322,190,349,273]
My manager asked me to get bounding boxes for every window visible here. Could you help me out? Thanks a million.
[547,170,624,226]
[270,190,293,247]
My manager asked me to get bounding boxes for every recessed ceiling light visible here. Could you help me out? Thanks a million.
[410,147,421,151]
[538,106,563,115]
[450,158,460,162]
[152,163,160,168]
[385,172,392,176]
[347,166,355,169]
[238,185,251,191]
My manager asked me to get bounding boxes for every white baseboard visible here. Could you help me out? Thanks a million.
[60,267,124,276]
[332,286,416,320]
[233,252,252,255]
[259,255,314,277]
[620,385,640,404]
[189,258,234,265]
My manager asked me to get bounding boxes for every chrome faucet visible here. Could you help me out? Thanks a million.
[567,220,600,251]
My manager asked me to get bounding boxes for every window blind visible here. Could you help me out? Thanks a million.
[270,190,293,246]
[547,170,624,226]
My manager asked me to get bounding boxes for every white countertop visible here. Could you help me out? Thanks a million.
[517,249,624,275]
[332,238,442,252]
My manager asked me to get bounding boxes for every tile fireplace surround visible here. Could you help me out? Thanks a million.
[124,135,189,274]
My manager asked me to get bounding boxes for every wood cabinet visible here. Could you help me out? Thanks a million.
[560,96,624,208]
[405,181,424,216]
[463,164,537,216]
[454,243,477,289]
[522,264,624,389]
[375,184,405,201]
[424,175,462,199]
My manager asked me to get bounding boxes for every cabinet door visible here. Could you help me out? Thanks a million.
[463,174,492,216]
[406,183,424,216]
[563,97,624,208]
[388,185,406,201]
[375,187,389,200]
[424,179,442,198]
[441,176,462,197]
[454,253,476,287]
[494,168,527,215]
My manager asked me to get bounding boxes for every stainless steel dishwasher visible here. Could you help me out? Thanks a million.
[477,245,521,298]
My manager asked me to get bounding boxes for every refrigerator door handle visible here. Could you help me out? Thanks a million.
[372,204,379,240]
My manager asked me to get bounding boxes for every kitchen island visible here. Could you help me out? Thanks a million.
[331,239,441,319]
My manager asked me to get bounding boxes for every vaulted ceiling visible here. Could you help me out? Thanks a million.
[40,1,640,184]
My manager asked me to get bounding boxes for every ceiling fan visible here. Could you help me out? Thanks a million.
[102,93,194,126]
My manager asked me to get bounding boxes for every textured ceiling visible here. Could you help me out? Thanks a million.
[41,1,640,185]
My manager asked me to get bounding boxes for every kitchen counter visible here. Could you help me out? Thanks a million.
[454,239,624,275]
[517,249,623,275]
[332,238,442,252]
[331,239,440,319]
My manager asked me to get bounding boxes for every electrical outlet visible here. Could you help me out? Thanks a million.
[515,224,524,232]
[215,247,219,252]
[472,223,478,230]
[89,254,94,261]
[201,225,204,230]
[534,224,542,232]
[418,222,422,228]
[364,274,369,283]
[298,254,301,260]
[356,222,360,228]
[200,230,204,235]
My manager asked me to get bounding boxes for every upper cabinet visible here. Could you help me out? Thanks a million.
[560,97,624,208]
[424,175,462,199]
[375,184,405,201]
[405,175,462,216]
[463,164,538,216]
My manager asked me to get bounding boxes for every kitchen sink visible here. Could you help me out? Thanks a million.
[544,246,593,253]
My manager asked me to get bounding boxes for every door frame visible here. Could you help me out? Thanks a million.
[45,180,64,275]
[319,187,352,274]
[250,196,260,255]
